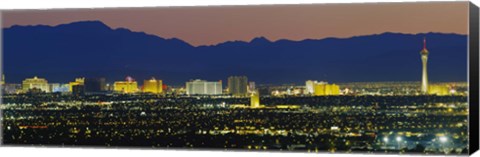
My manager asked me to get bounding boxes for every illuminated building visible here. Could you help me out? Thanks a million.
[306,80,328,95]
[143,77,163,94]
[3,84,22,94]
[420,38,429,94]
[428,84,450,96]
[114,76,138,93]
[305,80,317,94]
[314,83,326,95]
[49,83,60,92]
[250,90,260,108]
[69,78,85,92]
[228,76,248,96]
[186,79,222,95]
[22,76,49,93]
[326,84,340,95]
[248,82,256,93]
[50,83,69,93]
[84,78,106,93]
[314,83,340,96]
[105,83,114,91]
[167,86,185,95]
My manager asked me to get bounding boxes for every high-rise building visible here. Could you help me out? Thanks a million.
[105,83,114,91]
[186,79,222,95]
[314,83,326,95]
[313,83,340,96]
[84,78,106,93]
[305,80,317,94]
[420,38,429,94]
[248,81,256,93]
[99,78,106,91]
[228,76,248,96]
[22,76,49,93]
[69,78,85,92]
[143,77,163,94]
[306,80,329,95]
[114,76,138,93]
[250,90,260,108]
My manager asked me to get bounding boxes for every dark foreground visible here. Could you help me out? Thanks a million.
[1,94,469,154]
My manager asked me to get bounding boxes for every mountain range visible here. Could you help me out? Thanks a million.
[2,21,468,85]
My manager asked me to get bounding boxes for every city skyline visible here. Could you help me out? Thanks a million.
[3,74,469,87]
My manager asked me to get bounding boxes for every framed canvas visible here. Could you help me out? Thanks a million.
[0,1,479,156]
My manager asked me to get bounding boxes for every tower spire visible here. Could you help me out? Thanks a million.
[423,37,427,50]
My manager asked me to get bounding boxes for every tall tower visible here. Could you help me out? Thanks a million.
[420,37,429,94]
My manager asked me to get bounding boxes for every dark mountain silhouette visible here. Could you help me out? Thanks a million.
[3,21,467,85]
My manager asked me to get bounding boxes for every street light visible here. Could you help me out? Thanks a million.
[396,136,403,150]
[438,136,450,154]
[439,136,448,143]
[382,137,389,152]
[383,137,389,143]
[396,136,402,142]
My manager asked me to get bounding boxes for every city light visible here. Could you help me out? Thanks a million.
[383,137,389,143]
[396,136,402,142]
[439,136,448,143]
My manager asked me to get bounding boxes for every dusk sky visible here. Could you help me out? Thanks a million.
[1,1,468,46]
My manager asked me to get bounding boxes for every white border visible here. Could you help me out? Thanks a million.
[0,0,479,157]
[0,0,471,10]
